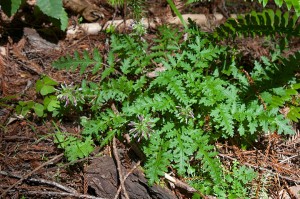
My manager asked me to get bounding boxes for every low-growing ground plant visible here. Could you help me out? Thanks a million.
[49,8,299,197]
[8,0,299,197]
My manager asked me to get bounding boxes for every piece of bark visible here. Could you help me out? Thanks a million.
[86,156,176,199]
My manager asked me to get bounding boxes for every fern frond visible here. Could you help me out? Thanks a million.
[258,0,300,15]
[124,92,176,115]
[287,106,300,122]
[198,77,228,106]
[54,131,94,162]
[66,137,94,162]
[193,132,222,183]
[215,10,299,40]
[52,49,102,75]
[144,134,172,185]
[166,127,198,176]
[211,104,235,137]
[99,76,134,103]
[150,70,190,105]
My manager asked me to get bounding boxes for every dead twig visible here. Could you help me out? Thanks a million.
[112,137,130,199]
[113,160,141,199]
[26,191,105,199]
[0,170,76,193]
[0,153,64,197]
[164,173,196,193]
[164,174,215,199]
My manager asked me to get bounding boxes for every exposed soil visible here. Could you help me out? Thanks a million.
[0,0,300,198]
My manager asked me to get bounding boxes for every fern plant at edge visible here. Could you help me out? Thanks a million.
[52,9,299,195]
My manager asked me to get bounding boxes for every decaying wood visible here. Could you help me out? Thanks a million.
[86,156,177,199]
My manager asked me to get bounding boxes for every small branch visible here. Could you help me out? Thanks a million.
[279,154,299,163]
[0,153,64,197]
[164,173,196,193]
[112,137,130,199]
[26,191,105,199]
[113,161,141,199]
[164,173,215,199]
[0,171,76,193]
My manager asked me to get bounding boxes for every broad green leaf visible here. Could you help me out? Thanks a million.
[0,0,22,17]
[36,0,68,30]
[40,85,56,96]
[16,101,35,116]
[33,103,45,117]
[43,76,59,86]
[36,76,58,94]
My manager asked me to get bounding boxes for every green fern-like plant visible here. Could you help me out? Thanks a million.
[54,129,95,162]
[258,0,300,15]
[50,22,298,197]
[214,9,299,40]
[53,49,103,75]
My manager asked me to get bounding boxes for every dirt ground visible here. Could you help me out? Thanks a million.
[0,0,300,198]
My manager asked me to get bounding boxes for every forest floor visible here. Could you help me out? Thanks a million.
[0,0,300,198]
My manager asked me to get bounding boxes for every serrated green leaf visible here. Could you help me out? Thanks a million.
[65,138,94,161]
[54,132,68,149]
[36,76,58,94]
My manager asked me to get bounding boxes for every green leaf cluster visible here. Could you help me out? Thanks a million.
[54,129,94,162]
[49,6,299,197]
[16,75,61,117]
